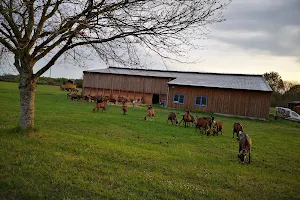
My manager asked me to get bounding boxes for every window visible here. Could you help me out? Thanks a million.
[173,94,184,104]
[195,96,208,106]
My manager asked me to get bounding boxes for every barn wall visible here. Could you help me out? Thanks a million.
[83,73,169,94]
[167,85,272,119]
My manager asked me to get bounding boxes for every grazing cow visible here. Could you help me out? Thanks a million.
[104,96,110,102]
[202,116,215,129]
[122,102,128,115]
[93,102,107,112]
[118,96,128,104]
[238,132,252,164]
[194,117,210,135]
[144,106,155,120]
[67,92,72,98]
[179,111,195,128]
[67,93,82,100]
[96,97,103,104]
[233,122,243,140]
[72,94,82,100]
[167,112,178,125]
[83,95,90,101]
[109,98,117,105]
[88,95,98,102]
[212,121,223,136]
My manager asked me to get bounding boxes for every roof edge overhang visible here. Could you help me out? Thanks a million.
[83,71,175,79]
[83,67,264,77]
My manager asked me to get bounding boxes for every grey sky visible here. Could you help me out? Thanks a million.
[213,0,300,58]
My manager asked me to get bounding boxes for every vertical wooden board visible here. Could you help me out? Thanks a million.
[83,87,90,96]
[83,73,169,94]
[168,86,271,119]
[103,89,110,97]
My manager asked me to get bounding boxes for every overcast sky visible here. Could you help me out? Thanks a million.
[1,0,299,82]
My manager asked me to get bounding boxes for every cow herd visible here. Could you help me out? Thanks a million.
[93,101,252,164]
[165,110,251,164]
[67,92,145,104]
[66,92,252,164]
[168,110,222,136]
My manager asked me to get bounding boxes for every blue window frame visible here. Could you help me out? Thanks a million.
[195,96,208,106]
[173,94,185,104]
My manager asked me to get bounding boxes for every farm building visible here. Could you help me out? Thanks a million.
[83,67,272,119]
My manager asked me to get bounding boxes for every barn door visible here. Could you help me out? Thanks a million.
[152,94,160,104]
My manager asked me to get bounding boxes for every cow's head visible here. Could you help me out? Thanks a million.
[206,128,210,135]
[213,125,218,134]
[238,149,247,164]
[237,131,243,141]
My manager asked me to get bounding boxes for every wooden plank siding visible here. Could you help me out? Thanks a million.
[168,85,272,119]
[83,72,170,104]
[83,73,169,95]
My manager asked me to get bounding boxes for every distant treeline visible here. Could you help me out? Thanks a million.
[0,74,83,88]
[263,72,300,107]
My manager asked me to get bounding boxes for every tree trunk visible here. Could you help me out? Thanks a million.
[19,73,37,129]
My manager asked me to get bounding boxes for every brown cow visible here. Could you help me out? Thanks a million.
[68,93,82,100]
[144,106,155,120]
[194,117,210,135]
[179,111,195,128]
[109,98,117,105]
[202,116,215,129]
[144,109,155,121]
[238,132,252,164]
[122,102,128,115]
[213,121,223,136]
[233,122,243,140]
[167,112,178,125]
[93,102,107,112]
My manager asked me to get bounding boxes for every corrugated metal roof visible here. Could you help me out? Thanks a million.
[84,67,273,92]
[168,74,272,91]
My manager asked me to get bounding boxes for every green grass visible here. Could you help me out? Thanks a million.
[0,81,299,200]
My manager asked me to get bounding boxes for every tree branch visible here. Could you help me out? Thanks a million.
[33,36,74,78]
[0,1,22,40]
[0,37,16,52]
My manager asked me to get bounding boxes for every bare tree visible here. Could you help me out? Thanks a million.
[0,0,230,129]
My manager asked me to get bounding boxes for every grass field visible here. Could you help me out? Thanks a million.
[0,81,299,200]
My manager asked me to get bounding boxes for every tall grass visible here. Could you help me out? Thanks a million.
[0,81,299,200]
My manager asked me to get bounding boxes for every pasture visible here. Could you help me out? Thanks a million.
[0,81,299,200]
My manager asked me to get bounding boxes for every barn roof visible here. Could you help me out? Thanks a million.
[168,74,273,91]
[84,67,180,78]
[84,67,273,92]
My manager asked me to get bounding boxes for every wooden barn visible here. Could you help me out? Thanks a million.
[83,67,272,119]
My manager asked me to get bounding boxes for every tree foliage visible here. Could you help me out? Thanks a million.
[263,72,300,107]
[284,85,300,101]
[263,71,285,93]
